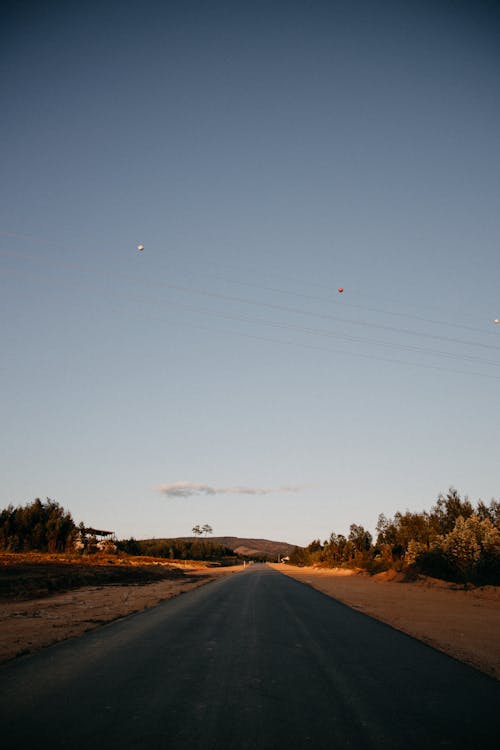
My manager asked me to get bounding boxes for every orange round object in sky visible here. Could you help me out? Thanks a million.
[337,287,344,293]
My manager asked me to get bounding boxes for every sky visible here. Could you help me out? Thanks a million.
[1,0,499,546]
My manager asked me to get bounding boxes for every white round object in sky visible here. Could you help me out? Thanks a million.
[137,244,144,252]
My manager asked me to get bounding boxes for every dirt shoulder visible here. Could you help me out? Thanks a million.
[0,555,244,664]
[2,556,498,678]
[271,564,500,679]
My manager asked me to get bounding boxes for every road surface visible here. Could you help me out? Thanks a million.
[1,564,497,749]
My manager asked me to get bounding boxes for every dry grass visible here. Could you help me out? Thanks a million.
[4,554,498,680]
[0,552,200,600]
[0,552,244,663]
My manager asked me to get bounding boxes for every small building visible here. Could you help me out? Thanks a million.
[75,526,116,553]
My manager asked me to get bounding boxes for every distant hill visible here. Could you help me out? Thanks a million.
[209,536,298,560]
[139,536,299,560]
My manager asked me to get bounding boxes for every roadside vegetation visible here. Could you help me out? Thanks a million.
[0,553,189,601]
[1,490,499,584]
[0,498,238,565]
[289,489,500,585]
[0,498,75,553]
[116,536,238,563]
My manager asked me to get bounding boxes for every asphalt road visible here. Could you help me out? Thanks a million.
[1,564,497,749]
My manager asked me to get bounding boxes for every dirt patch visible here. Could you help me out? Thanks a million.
[0,554,244,663]
[272,564,500,679]
[0,557,189,600]
[3,555,498,679]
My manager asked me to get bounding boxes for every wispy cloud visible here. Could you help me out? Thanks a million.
[157,482,305,498]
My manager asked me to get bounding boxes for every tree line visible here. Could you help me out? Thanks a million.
[2,490,499,582]
[0,498,235,563]
[116,536,236,562]
[0,498,76,553]
[288,489,500,584]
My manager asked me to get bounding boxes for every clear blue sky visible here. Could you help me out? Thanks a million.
[1,0,499,546]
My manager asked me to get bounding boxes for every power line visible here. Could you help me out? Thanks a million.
[127,293,500,370]
[1,242,499,359]
[166,318,500,382]
[1,230,497,337]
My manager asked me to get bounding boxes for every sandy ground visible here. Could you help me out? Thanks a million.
[0,565,243,664]
[271,564,500,679]
[1,562,499,680]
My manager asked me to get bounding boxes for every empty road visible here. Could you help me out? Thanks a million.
[1,564,497,749]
